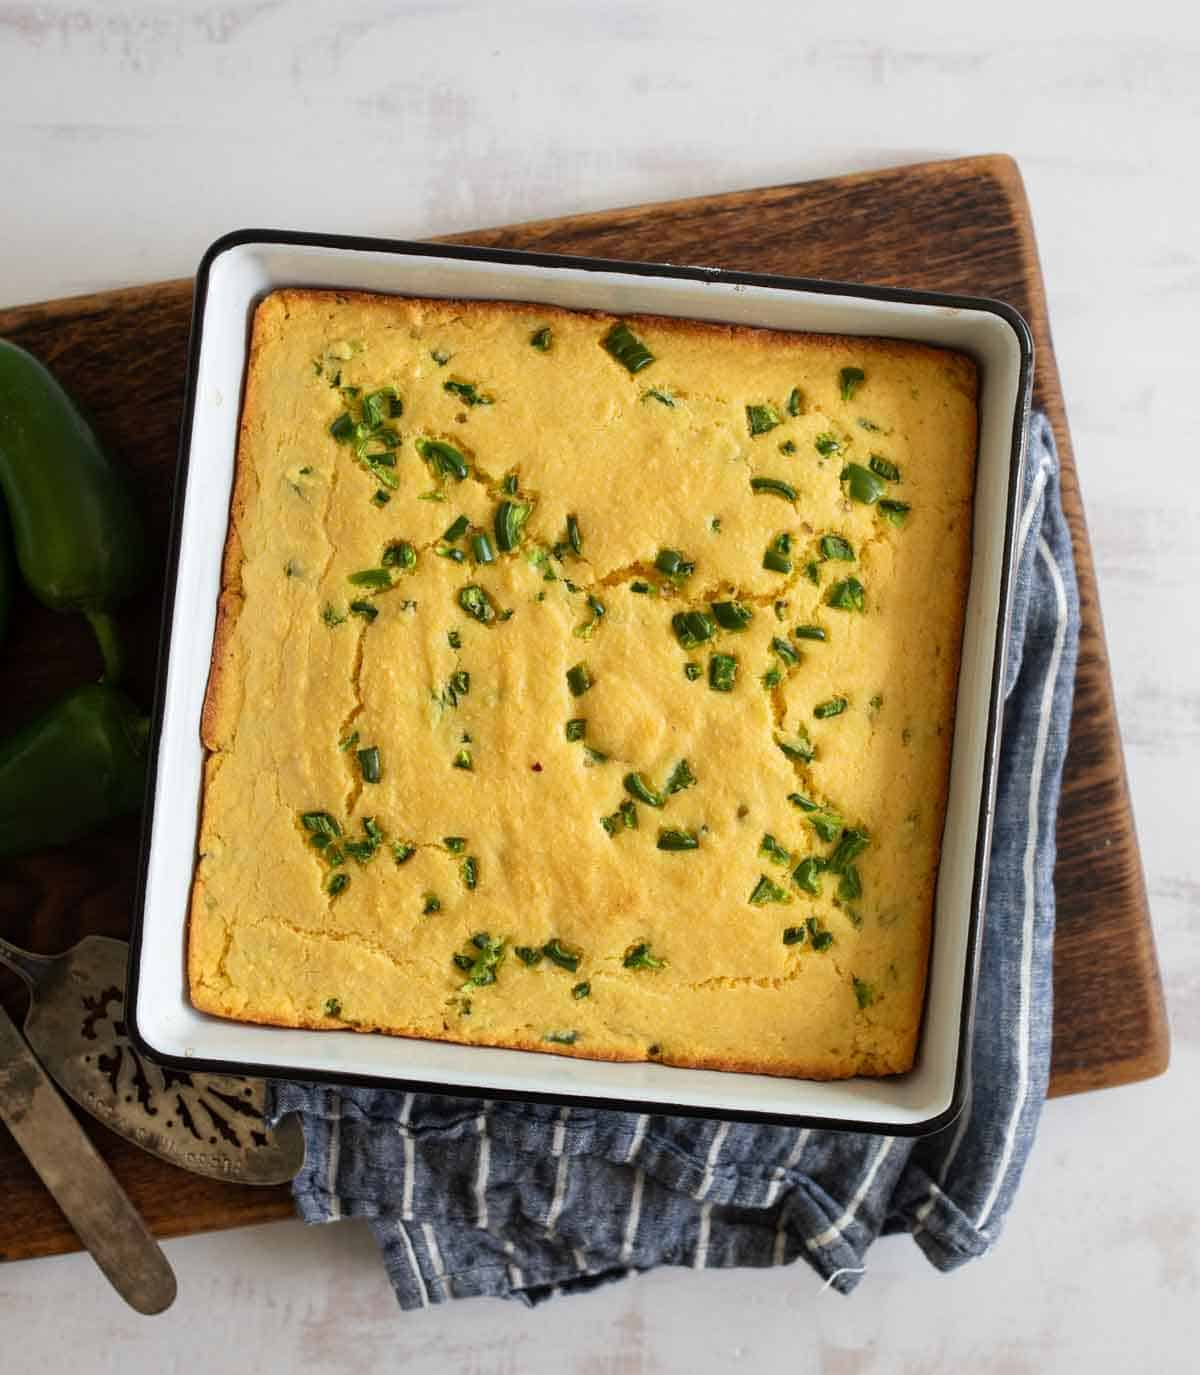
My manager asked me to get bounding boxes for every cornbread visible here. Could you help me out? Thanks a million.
[187,288,978,1079]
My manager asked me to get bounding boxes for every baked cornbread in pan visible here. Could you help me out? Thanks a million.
[187,288,978,1079]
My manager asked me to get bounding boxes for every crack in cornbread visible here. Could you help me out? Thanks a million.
[187,289,978,1079]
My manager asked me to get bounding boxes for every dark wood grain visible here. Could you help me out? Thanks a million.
[0,154,1167,1263]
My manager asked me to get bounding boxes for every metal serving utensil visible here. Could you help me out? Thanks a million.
[0,1002,177,1313]
[0,933,305,1185]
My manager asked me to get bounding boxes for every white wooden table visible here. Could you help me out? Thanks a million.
[1,3,1196,1370]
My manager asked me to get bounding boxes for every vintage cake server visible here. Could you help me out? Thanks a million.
[0,933,304,1185]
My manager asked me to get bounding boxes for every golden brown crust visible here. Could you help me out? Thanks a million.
[186,995,911,1080]
[186,287,977,1082]
[272,285,979,386]
[199,302,268,752]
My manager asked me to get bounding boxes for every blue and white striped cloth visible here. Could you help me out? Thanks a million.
[269,412,1080,1306]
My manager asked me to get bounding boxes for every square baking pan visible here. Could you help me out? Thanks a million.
[127,230,1032,1135]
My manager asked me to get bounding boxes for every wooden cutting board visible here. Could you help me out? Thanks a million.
[0,154,1168,1263]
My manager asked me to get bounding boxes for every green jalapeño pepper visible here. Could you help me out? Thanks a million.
[0,498,12,648]
[0,338,145,682]
[0,683,149,859]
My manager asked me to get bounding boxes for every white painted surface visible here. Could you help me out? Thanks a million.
[1,2,1196,1371]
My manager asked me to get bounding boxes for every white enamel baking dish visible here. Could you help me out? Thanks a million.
[128,231,1032,1135]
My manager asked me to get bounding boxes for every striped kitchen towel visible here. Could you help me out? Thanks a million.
[269,411,1080,1306]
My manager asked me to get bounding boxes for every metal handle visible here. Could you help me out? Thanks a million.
[0,1005,177,1314]
[0,935,56,993]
